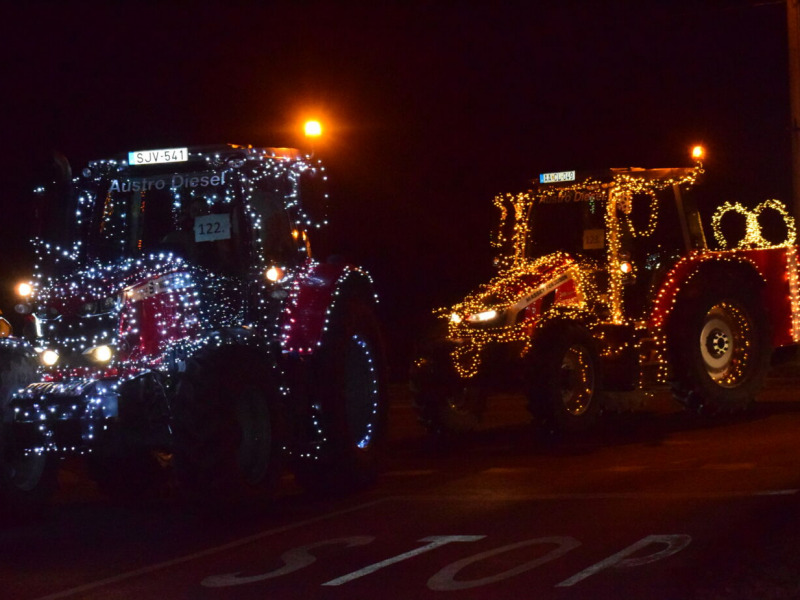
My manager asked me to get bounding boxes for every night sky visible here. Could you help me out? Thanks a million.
[1,1,793,371]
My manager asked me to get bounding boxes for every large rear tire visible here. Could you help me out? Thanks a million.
[293,295,387,492]
[668,278,771,414]
[526,322,602,433]
[172,347,283,511]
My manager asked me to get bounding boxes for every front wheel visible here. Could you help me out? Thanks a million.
[526,323,602,433]
[0,344,56,518]
[410,355,486,435]
[171,348,283,511]
[668,279,771,414]
[88,374,172,502]
[0,452,59,519]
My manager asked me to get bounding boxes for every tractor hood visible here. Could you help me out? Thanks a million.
[30,252,201,374]
[35,252,190,319]
[447,252,584,329]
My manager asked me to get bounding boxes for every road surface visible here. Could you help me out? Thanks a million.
[3,380,800,599]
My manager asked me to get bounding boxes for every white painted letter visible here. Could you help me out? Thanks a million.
[322,535,486,586]
[428,536,581,591]
[556,534,692,587]
[202,535,375,587]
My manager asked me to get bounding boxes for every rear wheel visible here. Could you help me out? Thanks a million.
[293,295,387,492]
[669,279,770,414]
[527,323,602,433]
[172,347,283,511]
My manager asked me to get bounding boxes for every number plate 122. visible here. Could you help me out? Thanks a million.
[195,214,231,242]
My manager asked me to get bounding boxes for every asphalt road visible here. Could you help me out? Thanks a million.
[4,379,800,600]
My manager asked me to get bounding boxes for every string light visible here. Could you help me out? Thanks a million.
[711,199,797,250]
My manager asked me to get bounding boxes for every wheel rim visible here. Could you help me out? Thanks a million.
[700,302,751,387]
[235,389,272,485]
[344,335,380,450]
[559,344,595,416]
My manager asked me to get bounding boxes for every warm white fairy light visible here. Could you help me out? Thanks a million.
[711,199,797,250]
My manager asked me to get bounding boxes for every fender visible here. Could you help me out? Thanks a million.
[280,261,378,355]
[648,247,798,348]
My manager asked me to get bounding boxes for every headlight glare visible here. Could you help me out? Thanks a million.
[466,309,499,323]
[84,344,113,363]
[41,349,59,367]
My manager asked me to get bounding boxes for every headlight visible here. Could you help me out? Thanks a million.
[466,309,499,323]
[41,349,59,367]
[265,266,286,282]
[85,344,114,363]
[449,312,463,324]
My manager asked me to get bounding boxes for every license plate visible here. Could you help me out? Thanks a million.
[539,170,576,184]
[128,147,189,166]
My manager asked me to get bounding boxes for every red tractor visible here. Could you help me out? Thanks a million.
[411,147,799,434]
[0,144,386,513]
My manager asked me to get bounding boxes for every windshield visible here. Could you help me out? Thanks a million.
[526,196,606,259]
[85,169,246,274]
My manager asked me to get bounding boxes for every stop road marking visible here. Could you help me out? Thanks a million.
[202,533,692,590]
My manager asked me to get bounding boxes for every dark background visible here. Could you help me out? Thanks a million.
[0,0,793,374]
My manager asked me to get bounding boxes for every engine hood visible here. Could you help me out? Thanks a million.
[447,252,581,326]
[442,252,589,379]
[35,252,190,316]
[30,252,198,375]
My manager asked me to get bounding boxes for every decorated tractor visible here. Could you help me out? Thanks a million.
[0,144,386,514]
[411,147,800,434]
